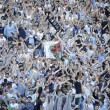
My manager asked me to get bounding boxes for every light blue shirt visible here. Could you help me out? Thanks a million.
[98,99,107,110]
[4,25,14,37]
[29,37,34,45]
[70,53,75,59]
[90,36,97,46]
[98,53,106,63]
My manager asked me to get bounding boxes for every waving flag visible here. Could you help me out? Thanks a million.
[50,42,61,53]
[44,41,61,59]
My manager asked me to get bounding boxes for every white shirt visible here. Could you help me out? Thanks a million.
[84,86,91,98]
[24,53,30,59]
[84,25,90,34]
[87,50,94,59]
[16,0,22,2]
[0,4,3,9]
[3,77,13,82]
[7,93,14,99]
[12,83,18,93]
[28,48,33,54]
[88,103,94,110]
[66,11,70,20]
[4,25,14,36]
[44,3,51,10]
[84,71,88,77]
[69,0,74,4]
[103,34,109,44]
[50,26,56,34]
[90,81,95,86]
[98,98,108,110]
[31,93,37,102]
[0,79,3,84]
[10,103,19,109]
[37,32,43,40]
[0,37,6,47]
[27,14,32,20]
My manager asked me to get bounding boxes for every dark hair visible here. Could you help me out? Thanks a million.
[75,76,78,80]
[1,101,7,107]
[0,88,3,95]
[1,16,6,20]
[74,108,79,110]
[28,96,32,99]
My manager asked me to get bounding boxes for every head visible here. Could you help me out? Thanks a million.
[10,97,16,103]
[0,34,4,39]
[21,96,26,103]
[17,98,21,104]
[27,96,32,103]
[5,73,9,78]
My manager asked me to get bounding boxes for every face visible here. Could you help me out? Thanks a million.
[11,98,15,103]
[22,97,26,102]
[95,89,98,94]
[95,106,99,110]
[28,45,33,49]
[14,78,18,83]
[19,77,23,82]
[0,34,4,38]
[5,74,9,78]
[28,97,32,102]
[17,98,21,103]
[97,67,101,72]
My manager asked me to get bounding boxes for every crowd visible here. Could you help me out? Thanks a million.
[0,0,110,110]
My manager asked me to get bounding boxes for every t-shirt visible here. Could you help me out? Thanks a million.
[37,32,43,40]
[88,103,94,110]
[28,37,34,45]
[98,99,108,110]
[0,4,3,9]
[4,25,14,37]
[93,92,99,105]
[90,36,97,46]
[6,93,14,99]
[18,28,26,39]
[74,81,82,94]
[87,50,94,59]
[75,39,82,48]
[84,87,91,98]
[105,72,110,79]
[12,83,18,93]
[35,99,42,110]
[25,102,34,110]
[10,103,19,109]
[0,37,6,47]
[0,27,4,33]
[84,25,90,34]
[0,13,5,20]
[28,48,33,54]
[101,20,108,34]
[102,34,109,44]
